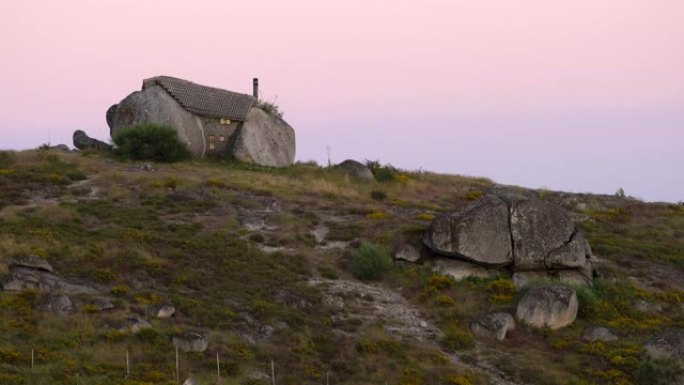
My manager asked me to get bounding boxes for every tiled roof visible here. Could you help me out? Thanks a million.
[143,76,255,121]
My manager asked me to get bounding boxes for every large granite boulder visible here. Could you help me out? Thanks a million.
[336,159,375,181]
[73,130,113,151]
[470,312,515,340]
[230,108,296,167]
[516,285,578,329]
[424,195,593,279]
[509,197,577,270]
[107,85,204,155]
[424,195,513,266]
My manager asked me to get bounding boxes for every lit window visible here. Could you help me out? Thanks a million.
[219,135,225,142]
[209,142,215,150]
[209,135,215,143]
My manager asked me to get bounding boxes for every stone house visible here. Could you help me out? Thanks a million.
[107,76,295,167]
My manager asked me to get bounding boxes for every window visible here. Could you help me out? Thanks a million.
[209,135,215,150]
[219,135,225,142]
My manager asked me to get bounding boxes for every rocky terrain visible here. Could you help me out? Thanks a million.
[0,149,682,385]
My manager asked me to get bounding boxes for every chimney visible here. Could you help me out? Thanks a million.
[253,78,259,100]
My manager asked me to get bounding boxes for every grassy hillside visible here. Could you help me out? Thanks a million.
[0,149,682,385]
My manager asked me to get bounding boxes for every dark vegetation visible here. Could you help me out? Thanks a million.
[0,150,681,385]
[112,124,191,162]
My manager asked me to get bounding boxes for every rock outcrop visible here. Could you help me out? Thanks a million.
[336,159,375,181]
[229,108,296,167]
[470,312,515,340]
[516,285,578,329]
[424,195,593,284]
[73,130,113,151]
[425,195,513,266]
[107,85,205,155]
[1,256,97,295]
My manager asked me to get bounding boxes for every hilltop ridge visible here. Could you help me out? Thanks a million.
[0,149,682,385]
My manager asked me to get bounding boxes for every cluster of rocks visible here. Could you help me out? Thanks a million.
[1,255,207,353]
[424,194,593,287]
[470,284,579,340]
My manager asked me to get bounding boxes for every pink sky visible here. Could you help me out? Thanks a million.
[1,0,682,201]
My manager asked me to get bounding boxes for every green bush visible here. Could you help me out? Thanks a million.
[112,123,191,162]
[441,326,475,351]
[634,355,684,385]
[351,243,393,280]
[255,100,284,118]
[0,151,17,167]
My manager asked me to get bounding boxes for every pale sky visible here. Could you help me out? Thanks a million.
[1,0,682,202]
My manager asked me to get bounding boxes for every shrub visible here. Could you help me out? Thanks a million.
[370,190,387,201]
[110,285,131,297]
[112,123,191,162]
[0,151,17,167]
[255,100,284,118]
[351,243,393,280]
[441,326,475,351]
[634,355,684,385]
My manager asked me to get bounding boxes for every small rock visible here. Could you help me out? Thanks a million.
[118,316,152,333]
[173,331,208,352]
[139,163,156,172]
[516,285,578,330]
[73,130,113,151]
[644,329,684,359]
[49,295,74,317]
[582,326,618,342]
[636,300,663,313]
[419,321,428,328]
[10,256,54,273]
[471,312,516,340]
[182,378,198,385]
[392,244,421,263]
[430,258,497,281]
[148,304,175,318]
[335,159,375,181]
[50,144,71,151]
[91,297,115,311]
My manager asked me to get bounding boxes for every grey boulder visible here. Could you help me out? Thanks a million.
[107,85,204,155]
[425,194,513,266]
[336,159,375,181]
[230,107,296,167]
[516,285,578,329]
[11,256,54,273]
[173,331,208,352]
[148,304,176,318]
[73,130,113,151]
[1,261,97,295]
[509,198,577,270]
[470,312,515,340]
[118,316,152,333]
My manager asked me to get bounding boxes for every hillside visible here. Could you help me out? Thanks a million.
[0,149,683,385]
